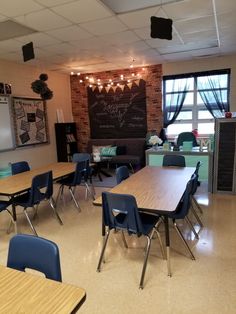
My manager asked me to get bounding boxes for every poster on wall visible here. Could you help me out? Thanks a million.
[88,79,147,139]
[12,97,49,147]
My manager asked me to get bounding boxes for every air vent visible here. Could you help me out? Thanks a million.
[0,20,37,41]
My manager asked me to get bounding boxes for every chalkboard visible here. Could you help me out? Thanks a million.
[0,95,15,151]
[88,79,147,139]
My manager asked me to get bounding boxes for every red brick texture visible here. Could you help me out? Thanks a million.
[71,64,163,152]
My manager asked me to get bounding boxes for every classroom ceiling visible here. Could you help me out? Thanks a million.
[0,0,235,74]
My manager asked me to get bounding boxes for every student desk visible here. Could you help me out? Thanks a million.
[93,165,195,276]
[0,162,76,230]
[0,265,86,313]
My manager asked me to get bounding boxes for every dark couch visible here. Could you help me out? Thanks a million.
[87,138,146,169]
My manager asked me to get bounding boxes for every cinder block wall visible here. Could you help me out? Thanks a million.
[70,64,162,152]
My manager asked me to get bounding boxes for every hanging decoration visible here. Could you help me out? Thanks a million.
[31,73,53,100]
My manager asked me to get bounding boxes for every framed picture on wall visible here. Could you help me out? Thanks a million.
[12,97,49,147]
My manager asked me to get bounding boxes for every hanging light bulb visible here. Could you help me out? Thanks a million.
[77,72,80,76]
[70,71,74,75]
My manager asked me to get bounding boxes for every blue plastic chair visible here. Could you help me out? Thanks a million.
[56,160,86,210]
[162,154,186,167]
[0,199,14,231]
[14,171,63,236]
[11,161,30,175]
[167,175,197,259]
[72,153,95,200]
[97,191,164,289]
[115,165,129,184]
[7,234,62,282]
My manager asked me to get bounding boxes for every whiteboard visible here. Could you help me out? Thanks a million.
[0,95,15,151]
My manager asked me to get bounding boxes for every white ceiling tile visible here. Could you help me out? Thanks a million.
[81,16,127,35]
[102,31,140,45]
[162,51,193,61]
[163,0,213,21]
[35,0,74,7]
[14,9,71,31]
[42,42,77,54]
[0,51,22,62]
[46,25,93,41]
[134,27,151,40]
[118,7,161,29]
[0,14,8,22]
[16,32,60,47]
[181,30,218,44]
[0,39,22,52]
[191,46,221,57]
[158,41,218,54]
[118,41,151,53]
[214,0,236,14]
[0,0,44,17]
[51,0,113,23]
[70,37,111,51]
[217,12,236,29]
[146,36,182,49]
[174,16,215,34]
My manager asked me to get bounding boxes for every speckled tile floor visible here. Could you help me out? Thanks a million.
[0,182,235,314]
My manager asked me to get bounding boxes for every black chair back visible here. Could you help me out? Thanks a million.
[115,166,129,184]
[28,171,53,206]
[7,234,62,282]
[102,192,144,236]
[11,161,30,175]
[163,154,186,167]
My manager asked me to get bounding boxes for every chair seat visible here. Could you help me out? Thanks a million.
[0,200,11,212]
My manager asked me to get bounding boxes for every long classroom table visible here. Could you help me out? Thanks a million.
[0,162,76,230]
[0,265,86,313]
[93,165,195,276]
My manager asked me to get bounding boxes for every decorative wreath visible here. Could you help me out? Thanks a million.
[31,73,53,100]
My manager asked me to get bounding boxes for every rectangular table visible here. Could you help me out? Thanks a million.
[93,165,195,276]
[0,162,76,230]
[0,265,86,313]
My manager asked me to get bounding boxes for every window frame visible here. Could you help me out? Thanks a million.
[163,69,231,137]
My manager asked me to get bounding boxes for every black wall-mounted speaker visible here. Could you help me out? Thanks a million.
[150,16,173,40]
[22,42,35,62]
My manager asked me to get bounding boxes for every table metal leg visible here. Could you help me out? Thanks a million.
[11,200,18,234]
[164,216,171,277]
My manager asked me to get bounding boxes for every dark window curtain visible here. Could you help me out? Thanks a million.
[198,76,230,118]
[163,79,189,128]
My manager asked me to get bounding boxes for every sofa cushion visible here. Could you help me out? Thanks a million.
[101,146,117,157]
[116,146,126,155]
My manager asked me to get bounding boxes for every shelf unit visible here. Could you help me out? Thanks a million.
[55,123,78,162]
[213,118,236,194]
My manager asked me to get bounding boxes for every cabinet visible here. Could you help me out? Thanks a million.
[146,148,213,192]
[213,118,236,193]
[55,123,78,162]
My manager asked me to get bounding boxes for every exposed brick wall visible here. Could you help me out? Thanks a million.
[71,64,162,152]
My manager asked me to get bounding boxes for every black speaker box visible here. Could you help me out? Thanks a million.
[150,16,173,40]
[22,42,35,62]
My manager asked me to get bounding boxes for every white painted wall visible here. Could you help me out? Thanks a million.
[0,59,72,169]
[163,54,236,111]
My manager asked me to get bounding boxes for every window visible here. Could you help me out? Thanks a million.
[163,69,230,137]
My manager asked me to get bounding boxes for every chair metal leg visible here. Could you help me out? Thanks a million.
[191,204,203,227]
[32,204,39,220]
[23,208,38,236]
[69,187,81,211]
[97,229,110,272]
[6,209,17,234]
[55,185,64,206]
[192,195,203,214]
[185,216,199,239]
[154,227,166,259]
[49,197,63,225]
[129,163,134,173]
[85,182,95,200]
[139,235,152,289]
[173,221,195,260]
[121,230,128,248]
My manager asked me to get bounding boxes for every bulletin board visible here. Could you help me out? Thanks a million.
[12,97,49,147]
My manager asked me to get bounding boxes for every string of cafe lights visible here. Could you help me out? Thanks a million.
[70,61,147,89]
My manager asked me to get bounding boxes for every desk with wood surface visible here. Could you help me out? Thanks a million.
[93,165,195,276]
[0,162,76,228]
[0,265,86,313]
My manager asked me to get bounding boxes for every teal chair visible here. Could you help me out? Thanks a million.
[177,132,198,148]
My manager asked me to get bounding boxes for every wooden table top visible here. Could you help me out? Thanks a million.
[0,265,86,313]
[0,162,75,196]
[93,166,195,213]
